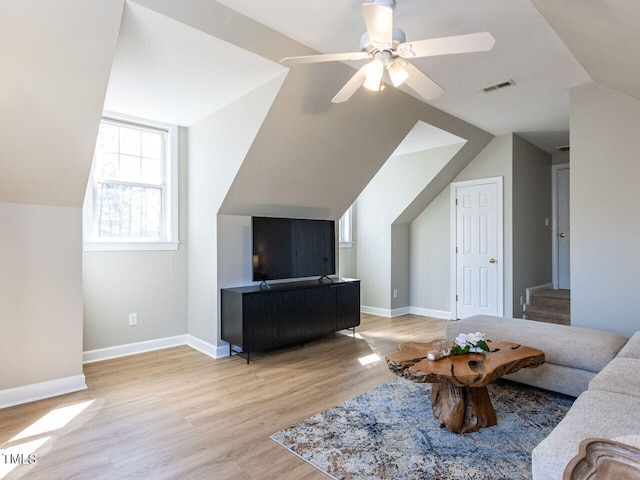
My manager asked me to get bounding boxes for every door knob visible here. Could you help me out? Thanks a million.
[560,233,566,238]
[489,258,496,264]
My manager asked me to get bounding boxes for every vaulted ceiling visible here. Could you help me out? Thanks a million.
[215,0,640,154]
[215,0,592,153]
[0,0,124,207]
[2,0,637,210]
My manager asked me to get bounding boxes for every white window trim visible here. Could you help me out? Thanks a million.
[83,112,180,252]
[339,205,354,248]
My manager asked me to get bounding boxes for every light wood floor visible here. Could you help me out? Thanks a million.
[0,314,446,480]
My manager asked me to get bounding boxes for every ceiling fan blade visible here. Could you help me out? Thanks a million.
[402,62,444,101]
[331,65,368,103]
[362,2,393,46]
[398,32,496,58]
[281,51,370,65]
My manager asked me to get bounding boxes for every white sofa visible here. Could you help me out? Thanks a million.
[445,315,640,480]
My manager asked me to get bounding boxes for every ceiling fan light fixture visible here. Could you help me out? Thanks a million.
[387,60,409,87]
[280,2,496,104]
[363,58,384,91]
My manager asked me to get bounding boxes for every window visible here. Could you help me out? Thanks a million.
[339,205,354,248]
[83,115,179,251]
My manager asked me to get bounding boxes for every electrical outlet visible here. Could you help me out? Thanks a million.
[393,289,398,298]
[128,313,137,326]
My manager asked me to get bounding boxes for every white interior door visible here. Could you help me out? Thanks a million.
[451,178,503,319]
[554,165,570,289]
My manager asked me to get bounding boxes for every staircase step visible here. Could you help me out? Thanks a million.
[523,305,571,326]
[530,289,570,313]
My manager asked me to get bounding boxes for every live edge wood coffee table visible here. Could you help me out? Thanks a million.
[386,340,544,434]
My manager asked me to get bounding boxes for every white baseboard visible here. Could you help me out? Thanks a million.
[408,307,452,320]
[83,334,231,364]
[187,335,230,359]
[83,335,188,364]
[361,305,389,317]
[390,307,410,317]
[362,305,452,319]
[0,374,87,410]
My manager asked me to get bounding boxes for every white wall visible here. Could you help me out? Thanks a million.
[391,224,410,310]
[409,189,452,314]
[570,82,640,337]
[0,0,123,406]
[512,135,552,317]
[552,151,570,165]
[409,135,514,318]
[357,142,465,314]
[0,203,84,403]
[187,74,286,350]
[82,128,189,352]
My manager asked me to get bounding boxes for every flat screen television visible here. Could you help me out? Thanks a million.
[252,216,336,282]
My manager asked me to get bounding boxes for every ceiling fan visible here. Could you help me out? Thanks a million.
[280,0,495,103]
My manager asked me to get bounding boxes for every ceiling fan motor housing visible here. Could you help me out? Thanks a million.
[359,27,406,54]
[371,0,395,8]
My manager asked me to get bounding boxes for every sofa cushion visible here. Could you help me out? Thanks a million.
[505,362,594,398]
[445,315,628,372]
[589,357,640,398]
[532,390,640,480]
[616,331,640,359]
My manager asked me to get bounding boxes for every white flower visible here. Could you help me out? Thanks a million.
[468,332,485,345]
[455,333,470,348]
[454,332,487,351]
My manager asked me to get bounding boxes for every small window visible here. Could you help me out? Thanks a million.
[339,205,354,247]
[83,115,179,251]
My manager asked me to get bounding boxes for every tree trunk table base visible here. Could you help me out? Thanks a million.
[432,383,497,434]
[386,340,544,434]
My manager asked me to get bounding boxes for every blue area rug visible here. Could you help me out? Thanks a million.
[271,378,574,479]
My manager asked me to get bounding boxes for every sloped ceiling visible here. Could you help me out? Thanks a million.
[104,1,286,126]
[131,0,494,221]
[530,0,640,102]
[0,0,288,208]
[215,0,592,153]
[0,0,125,207]
[1,0,494,219]
[218,61,493,220]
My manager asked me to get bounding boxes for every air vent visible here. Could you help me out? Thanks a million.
[555,145,570,152]
[483,79,516,93]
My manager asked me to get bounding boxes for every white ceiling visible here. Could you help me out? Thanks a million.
[530,0,640,101]
[105,0,640,155]
[0,0,124,207]
[104,1,287,126]
[391,121,466,157]
[213,0,640,155]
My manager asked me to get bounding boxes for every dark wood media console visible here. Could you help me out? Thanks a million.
[221,278,360,363]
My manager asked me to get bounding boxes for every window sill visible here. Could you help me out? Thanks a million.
[83,241,180,252]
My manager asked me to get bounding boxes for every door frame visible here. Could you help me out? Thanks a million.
[552,163,570,290]
[450,177,504,320]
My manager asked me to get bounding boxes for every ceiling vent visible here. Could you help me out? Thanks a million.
[555,145,570,152]
[483,79,516,93]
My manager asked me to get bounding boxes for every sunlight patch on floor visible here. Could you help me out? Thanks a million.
[338,330,364,339]
[358,353,381,366]
[0,400,94,479]
[10,400,94,442]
